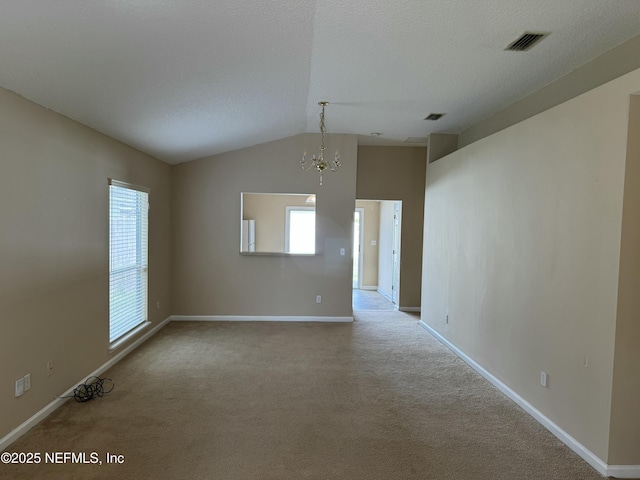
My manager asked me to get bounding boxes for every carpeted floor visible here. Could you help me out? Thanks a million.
[1,311,605,479]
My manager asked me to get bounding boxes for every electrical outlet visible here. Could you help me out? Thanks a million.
[316,295,322,303]
[156,301,160,310]
[24,373,31,392]
[339,248,346,256]
[445,313,449,324]
[47,360,54,377]
[15,377,25,397]
[540,371,548,388]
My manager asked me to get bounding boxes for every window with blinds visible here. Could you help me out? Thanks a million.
[109,180,149,344]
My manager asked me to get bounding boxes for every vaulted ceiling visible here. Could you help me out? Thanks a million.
[2,1,640,164]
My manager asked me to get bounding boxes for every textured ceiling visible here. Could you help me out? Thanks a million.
[1,1,640,164]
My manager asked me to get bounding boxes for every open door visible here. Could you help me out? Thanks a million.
[353,208,364,289]
[376,200,402,307]
[392,202,401,305]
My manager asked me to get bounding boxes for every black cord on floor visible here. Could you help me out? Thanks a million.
[61,376,115,403]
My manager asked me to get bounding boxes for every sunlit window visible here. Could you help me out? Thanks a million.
[109,180,149,343]
[285,207,315,254]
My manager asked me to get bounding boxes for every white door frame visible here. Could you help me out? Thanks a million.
[354,208,365,289]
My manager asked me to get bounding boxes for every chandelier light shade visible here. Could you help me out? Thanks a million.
[301,101,340,185]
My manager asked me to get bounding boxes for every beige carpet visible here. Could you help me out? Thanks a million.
[1,311,605,479]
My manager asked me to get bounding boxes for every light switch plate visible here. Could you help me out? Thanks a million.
[15,377,25,397]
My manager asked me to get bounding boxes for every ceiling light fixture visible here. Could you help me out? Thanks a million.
[301,101,340,186]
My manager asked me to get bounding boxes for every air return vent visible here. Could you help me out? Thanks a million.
[506,32,549,51]
[424,113,444,121]
[404,137,429,144]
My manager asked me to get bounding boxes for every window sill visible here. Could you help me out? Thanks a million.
[109,320,152,352]
[239,252,316,257]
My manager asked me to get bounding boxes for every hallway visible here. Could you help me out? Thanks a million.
[352,289,396,311]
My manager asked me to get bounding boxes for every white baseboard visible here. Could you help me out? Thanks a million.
[377,289,393,301]
[418,320,628,478]
[607,465,640,479]
[399,307,421,312]
[358,285,378,291]
[0,316,171,453]
[170,315,353,323]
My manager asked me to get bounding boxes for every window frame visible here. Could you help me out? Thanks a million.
[108,179,150,348]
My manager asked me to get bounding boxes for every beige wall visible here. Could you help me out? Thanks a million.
[355,200,380,287]
[608,94,640,465]
[171,133,357,317]
[0,87,171,440]
[460,34,640,148]
[357,146,426,309]
[422,68,640,463]
[243,193,312,253]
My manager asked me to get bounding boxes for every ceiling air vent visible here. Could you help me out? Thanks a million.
[506,32,549,51]
[404,137,429,144]
[424,113,444,121]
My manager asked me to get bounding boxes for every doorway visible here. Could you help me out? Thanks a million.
[352,200,402,310]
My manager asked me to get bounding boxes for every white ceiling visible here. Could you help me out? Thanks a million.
[2,1,640,164]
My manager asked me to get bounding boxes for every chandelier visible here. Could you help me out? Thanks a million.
[301,101,340,185]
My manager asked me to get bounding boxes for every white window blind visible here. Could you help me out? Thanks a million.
[109,180,149,343]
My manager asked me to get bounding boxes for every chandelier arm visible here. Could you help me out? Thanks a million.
[301,162,316,171]
[329,152,341,172]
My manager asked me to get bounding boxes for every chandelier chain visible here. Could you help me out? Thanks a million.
[319,104,326,152]
[300,101,340,186]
